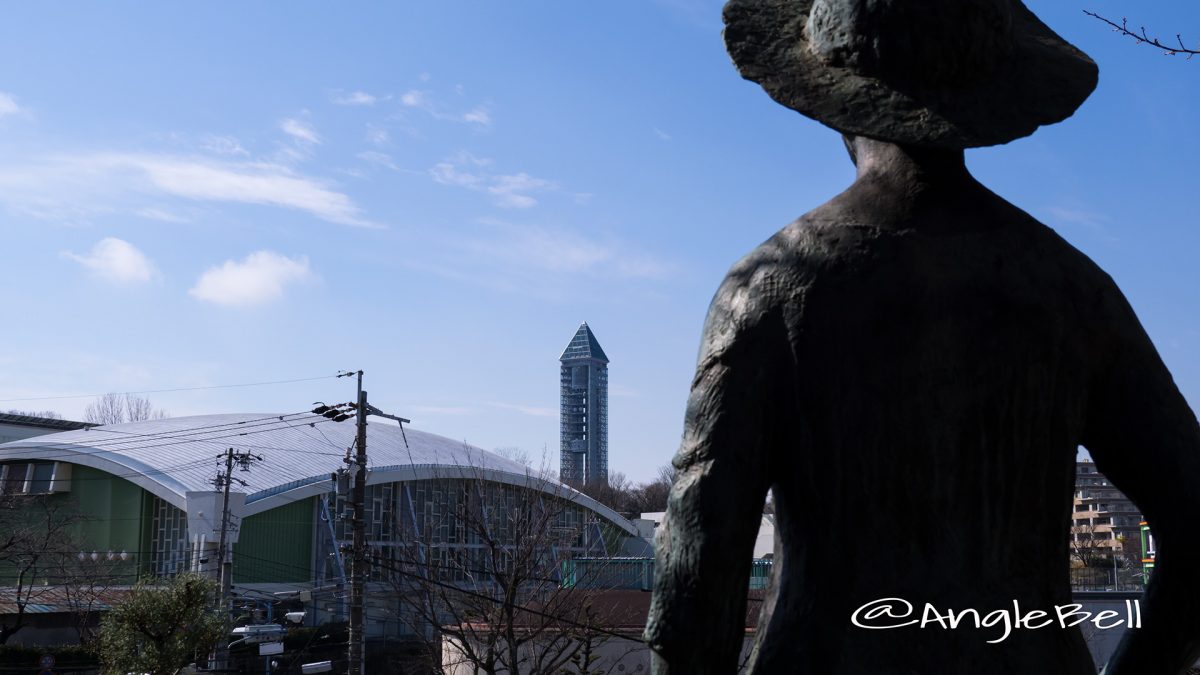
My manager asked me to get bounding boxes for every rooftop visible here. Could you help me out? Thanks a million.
[0,413,635,534]
[559,322,609,364]
[0,412,95,432]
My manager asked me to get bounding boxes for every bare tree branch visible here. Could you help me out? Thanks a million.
[1084,11,1199,58]
[84,393,169,425]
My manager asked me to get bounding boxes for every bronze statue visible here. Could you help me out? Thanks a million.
[645,1,1200,673]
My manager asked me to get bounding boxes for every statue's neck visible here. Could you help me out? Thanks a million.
[850,137,970,186]
[839,136,993,230]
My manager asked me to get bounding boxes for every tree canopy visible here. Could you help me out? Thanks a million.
[97,573,225,675]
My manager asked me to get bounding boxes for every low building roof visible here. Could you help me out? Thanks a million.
[0,412,94,432]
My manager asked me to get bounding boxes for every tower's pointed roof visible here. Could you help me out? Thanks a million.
[559,322,609,363]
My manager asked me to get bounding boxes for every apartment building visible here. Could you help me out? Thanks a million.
[1071,459,1143,563]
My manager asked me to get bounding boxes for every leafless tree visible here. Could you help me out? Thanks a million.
[1085,11,1199,58]
[3,409,62,419]
[577,472,633,515]
[624,465,675,516]
[1067,521,1138,589]
[59,551,128,644]
[377,455,637,674]
[495,446,532,468]
[0,494,86,644]
[83,393,169,425]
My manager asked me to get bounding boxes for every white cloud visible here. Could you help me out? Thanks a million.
[189,251,313,307]
[356,151,397,170]
[280,118,320,144]
[451,151,492,167]
[488,173,554,209]
[654,127,672,141]
[429,154,553,208]
[331,90,376,106]
[459,220,675,280]
[132,155,371,226]
[400,90,428,108]
[0,153,376,227]
[400,90,492,129]
[1046,206,1118,243]
[201,134,249,157]
[365,124,390,146]
[62,237,156,283]
[0,92,21,117]
[430,162,483,188]
[463,106,491,127]
[135,207,190,223]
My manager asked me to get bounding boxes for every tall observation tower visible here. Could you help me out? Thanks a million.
[559,322,609,485]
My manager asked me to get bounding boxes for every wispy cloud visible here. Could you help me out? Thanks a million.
[0,92,22,118]
[356,151,398,170]
[280,117,320,145]
[62,237,156,283]
[330,90,377,106]
[400,90,428,109]
[189,250,313,307]
[441,218,681,283]
[654,127,672,141]
[459,219,676,280]
[429,153,554,208]
[0,153,377,227]
[486,401,556,417]
[429,161,482,188]
[1046,206,1118,243]
[488,173,553,208]
[400,89,491,128]
[462,106,491,127]
[365,124,390,146]
[201,134,249,157]
[135,207,190,223]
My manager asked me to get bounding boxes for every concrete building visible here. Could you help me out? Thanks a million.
[0,413,639,646]
[1071,460,1143,588]
[559,323,609,485]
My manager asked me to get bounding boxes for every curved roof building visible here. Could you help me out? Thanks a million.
[0,413,632,527]
[0,414,638,597]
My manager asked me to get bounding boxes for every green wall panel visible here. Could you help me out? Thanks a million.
[232,497,313,583]
[63,465,144,558]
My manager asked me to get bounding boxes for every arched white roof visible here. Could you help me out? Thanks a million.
[0,413,636,535]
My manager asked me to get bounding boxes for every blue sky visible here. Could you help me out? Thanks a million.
[0,1,1196,482]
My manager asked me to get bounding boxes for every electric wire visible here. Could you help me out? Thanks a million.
[0,374,342,403]
[0,414,349,466]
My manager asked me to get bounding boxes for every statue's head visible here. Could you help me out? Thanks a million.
[723,0,1098,148]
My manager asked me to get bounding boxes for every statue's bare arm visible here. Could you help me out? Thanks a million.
[1083,290,1200,675]
[645,270,788,674]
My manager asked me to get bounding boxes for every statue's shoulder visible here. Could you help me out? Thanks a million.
[705,209,853,339]
[721,204,878,291]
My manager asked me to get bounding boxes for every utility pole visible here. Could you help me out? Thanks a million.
[211,447,263,672]
[315,370,408,675]
[349,371,367,675]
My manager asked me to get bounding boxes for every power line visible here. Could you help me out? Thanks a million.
[30,412,329,452]
[0,374,341,403]
[0,414,346,465]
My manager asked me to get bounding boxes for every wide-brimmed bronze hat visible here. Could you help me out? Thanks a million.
[723,0,1098,148]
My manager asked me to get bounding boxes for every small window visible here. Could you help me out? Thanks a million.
[28,462,55,494]
[1,463,30,495]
